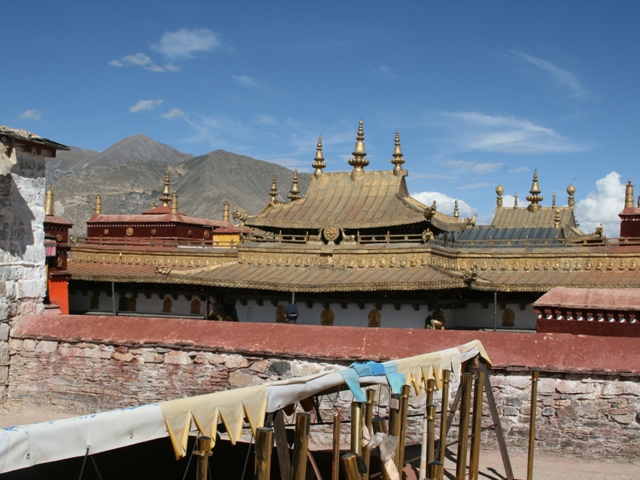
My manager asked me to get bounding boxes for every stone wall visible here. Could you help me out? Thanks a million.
[0,151,47,402]
[7,336,640,458]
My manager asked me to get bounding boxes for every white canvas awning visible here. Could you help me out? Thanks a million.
[0,340,490,473]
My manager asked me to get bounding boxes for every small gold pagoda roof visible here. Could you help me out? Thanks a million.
[491,206,577,229]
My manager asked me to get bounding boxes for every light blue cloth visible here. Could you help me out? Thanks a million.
[339,360,406,401]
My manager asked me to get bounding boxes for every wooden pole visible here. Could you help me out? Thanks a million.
[372,417,390,480]
[395,385,411,473]
[437,369,451,477]
[193,436,213,480]
[527,371,539,480]
[455,373,472,480]
[351,401,364,457]
[341,453,362,480]
[332,411,341,480]
[469,370,485,480]
[363,389,375,480]
[291,413,310,480]
[255,427,274,480]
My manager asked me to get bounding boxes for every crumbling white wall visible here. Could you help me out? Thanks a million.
[0,150,47,402]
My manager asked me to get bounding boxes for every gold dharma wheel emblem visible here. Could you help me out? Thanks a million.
[204,231,210,239]
[323,225,340,242]
[126,227,134,237]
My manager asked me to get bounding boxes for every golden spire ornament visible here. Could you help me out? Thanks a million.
[269,173,278,205]
[223,199,230,222]
[288,169,301,201]
[312,136,326,178]
[349,120,368,180]
[526,169,543,213]
[453,200,459,218]
[391,130,405,175]
[159,169,172,207]
[95,193,102,215]
[45,186,54,216]
[567,184,576,208]
[496,185,504,208]
[625,180,634,208]
[171,191,178,214]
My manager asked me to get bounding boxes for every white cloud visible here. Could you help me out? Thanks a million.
[233,75,257,87]
[444,112,593,154]
[152,28,220,60]
[129,99,163,113]
[458,182,493,190]
[109,52,177,73]
[19,109,42,120]
[440,159,503,174]
[512,51,586,98]
[371,64,397,78]
[255,114,277,125]
[162,108,187,120]
[575,171,626,236]
[412,191,475,218]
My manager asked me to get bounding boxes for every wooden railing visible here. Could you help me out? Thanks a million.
[76,236,235,248]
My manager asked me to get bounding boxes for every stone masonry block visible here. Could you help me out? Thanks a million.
[602,382,640,396]
[164,351,192,365]
[35,341,58,354]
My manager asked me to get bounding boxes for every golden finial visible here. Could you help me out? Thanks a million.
[514,193,518,208]
[453,200,459,218]
[496,185,504,208]
[391,130,405,175]
[552,192,557,208]
[159,169,172,207]
[312,136,326,178]
[151,201,157,209]
[223,199,230,222]
[348,120,369,180]
[95,193,102,215]
[269,172,278,205]
[554,208,561,227]
[637,195,640,208]
[526,169,543,213]
[567,184,576,208]
[288,169,301,201]
[625,179,634,208]
[45,186,53,216]
[171,191,178,214]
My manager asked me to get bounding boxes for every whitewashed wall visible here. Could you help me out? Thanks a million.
[0,151,47,402]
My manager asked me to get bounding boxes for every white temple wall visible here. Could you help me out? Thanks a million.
[445,302,537,330]
[0,151,47,402]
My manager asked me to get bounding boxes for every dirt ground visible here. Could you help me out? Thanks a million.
[1,404,639,479]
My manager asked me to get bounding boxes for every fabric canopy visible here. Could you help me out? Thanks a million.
[0,340,490,473]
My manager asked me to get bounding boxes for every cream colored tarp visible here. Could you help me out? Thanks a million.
[0,340,491,472]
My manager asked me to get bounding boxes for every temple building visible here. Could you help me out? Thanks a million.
[67,121,640,330]
[43,186,73,314]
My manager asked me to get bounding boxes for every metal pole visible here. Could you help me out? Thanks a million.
[363,389,376,480]
[291,413,310,480]
[456,373,472,480]
[437,369,451,475]
[428,461,444,480]
[469,370,485,480]
[427,404,436,469]
[255,427,273,480]
[527,371,539,480]
[351,401,364,457]
[420,378,436,480]
[193,436,213,480]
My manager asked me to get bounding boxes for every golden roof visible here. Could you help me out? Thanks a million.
[244,121,469,232]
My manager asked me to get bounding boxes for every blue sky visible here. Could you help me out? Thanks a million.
[5,1,640,234]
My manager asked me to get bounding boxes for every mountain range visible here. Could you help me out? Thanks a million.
[47,134,310,237]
